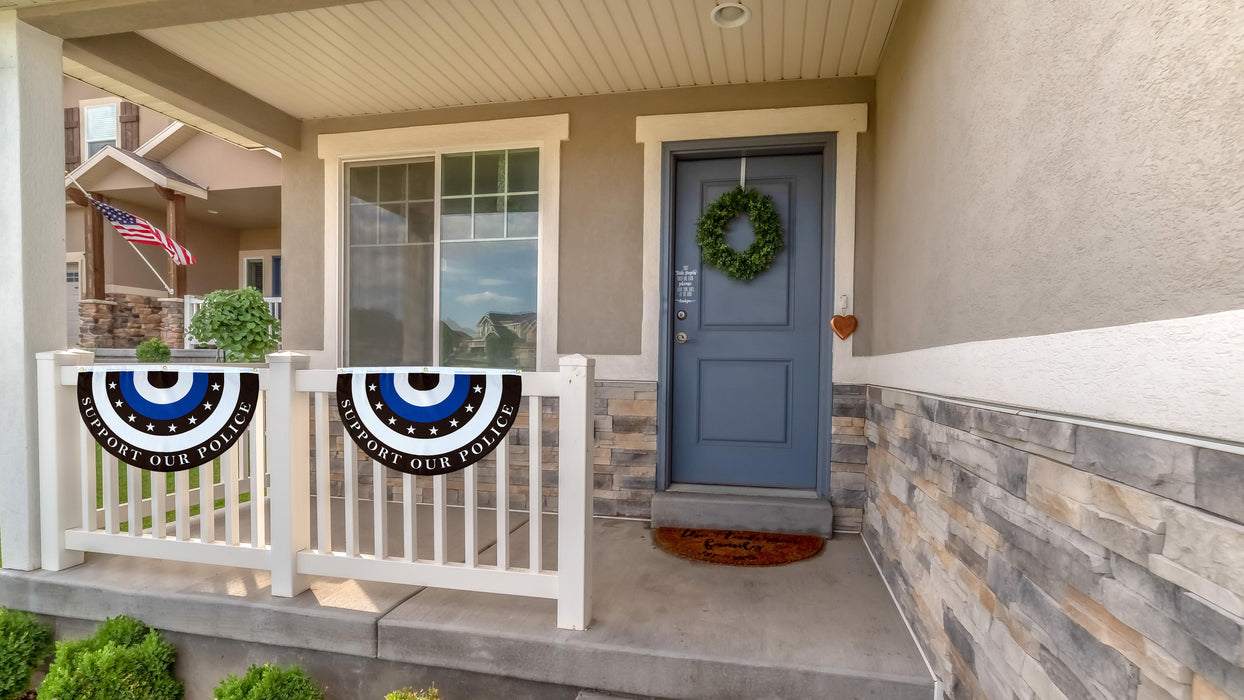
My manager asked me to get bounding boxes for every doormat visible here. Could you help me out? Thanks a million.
[652,527,824,567]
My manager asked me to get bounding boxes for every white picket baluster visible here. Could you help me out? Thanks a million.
[402,473,415,562]
[529,397,543,572]
[345,440,359,557]
[433,474,447,564]
[174,469,190,541]
[80,425,96,534]
[373,460,387,560]
[464,465,477,567]
[223,445,239,545]
[127,465,142,536]
[102,453,119,535]
[199,461,214,544]
[249,392,266,549]
[151,470,167,539]
[496,440,509,571]
[315,392,331,554]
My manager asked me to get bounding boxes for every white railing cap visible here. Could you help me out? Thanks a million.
[558,354,595,367]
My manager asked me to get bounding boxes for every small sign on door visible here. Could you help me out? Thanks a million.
[675,265,698,304]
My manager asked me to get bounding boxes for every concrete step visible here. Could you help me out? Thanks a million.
[650,490,835,536]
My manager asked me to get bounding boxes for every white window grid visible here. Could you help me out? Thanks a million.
[342,149,541,367]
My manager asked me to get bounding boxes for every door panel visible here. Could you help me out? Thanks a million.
[670,154,823,488]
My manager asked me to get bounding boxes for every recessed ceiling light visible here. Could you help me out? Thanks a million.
[710,2,751,29]
[207,209,219,214]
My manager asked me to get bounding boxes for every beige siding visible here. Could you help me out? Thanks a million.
[282,77,875,354]
[868,0,1244,355]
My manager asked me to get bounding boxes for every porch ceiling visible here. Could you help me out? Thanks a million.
[128,0,899,121]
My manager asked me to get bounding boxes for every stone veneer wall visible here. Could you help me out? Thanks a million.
[78,293,183,349]
[864,387,1244,699]
[831,384,868,532]
[317,380,658,518]
[318,381,869,523]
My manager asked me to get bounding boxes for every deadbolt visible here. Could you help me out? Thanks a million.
[676,310,687,320]
[675,332,688,344]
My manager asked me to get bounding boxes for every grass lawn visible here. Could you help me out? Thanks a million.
[0,449,256,564]
[99,445,252,532]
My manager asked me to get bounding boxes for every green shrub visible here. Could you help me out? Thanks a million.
[38,615,182,700]
[385,687,439,700]
[0,608,52,700]
[213,664,321,700]
[186,288,281,362]
[135,338,172,364]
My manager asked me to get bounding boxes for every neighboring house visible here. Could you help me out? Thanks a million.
[1,2,1242,700]
[62,76,282,348]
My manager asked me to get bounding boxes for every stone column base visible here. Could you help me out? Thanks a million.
[78,299,117,349]
[159,297,185,349]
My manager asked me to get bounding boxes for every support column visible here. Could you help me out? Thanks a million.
[156,185,186,298]
[0,12,65,571]
[67,188,105,300]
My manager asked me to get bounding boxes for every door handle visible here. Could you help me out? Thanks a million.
[675,332,689,344]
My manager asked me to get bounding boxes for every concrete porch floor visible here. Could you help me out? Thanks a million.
[0,504,933,699]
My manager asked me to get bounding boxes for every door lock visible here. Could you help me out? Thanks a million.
[675,332,689,344]
[676,310,687,320]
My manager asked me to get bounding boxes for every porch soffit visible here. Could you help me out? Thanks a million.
[129,0,901,121]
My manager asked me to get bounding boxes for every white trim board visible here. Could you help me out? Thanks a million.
[604,104,869,381]
[317,114,568,372]
[863,309,1244,444]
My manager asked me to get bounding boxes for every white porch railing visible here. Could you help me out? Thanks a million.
[36,350,596,630]
[183,295,282,348]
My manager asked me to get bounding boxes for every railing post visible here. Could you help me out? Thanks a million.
[266,351,311,597]
[556,354,595,630]
[37,349,93,571]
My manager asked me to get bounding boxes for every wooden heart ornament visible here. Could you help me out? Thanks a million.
[831,315,858,340]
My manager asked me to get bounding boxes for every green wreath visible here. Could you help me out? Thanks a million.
[695,186,784,281]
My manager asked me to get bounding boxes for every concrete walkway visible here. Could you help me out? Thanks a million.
[0,511,932,699]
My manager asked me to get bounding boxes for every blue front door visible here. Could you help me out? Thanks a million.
[670,153,825,488]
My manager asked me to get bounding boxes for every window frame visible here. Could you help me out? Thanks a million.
[318,114,567,372]
[238,249,281,297]
[79,97,120,159]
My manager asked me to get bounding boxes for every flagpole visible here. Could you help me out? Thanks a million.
[68,177,175,297]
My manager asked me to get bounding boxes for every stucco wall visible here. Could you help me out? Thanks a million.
[281,78,875,357]
[89,199,240,295]
[63,76,172,146]
[239,227,280,251]
[869,0,1244,355]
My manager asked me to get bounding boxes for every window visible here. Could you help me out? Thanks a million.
[346,149,539,370]
[244,258,264,292]
[271,256,282,298]
[82,102,118,158]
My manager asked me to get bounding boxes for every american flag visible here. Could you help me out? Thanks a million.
[89,198,196,265]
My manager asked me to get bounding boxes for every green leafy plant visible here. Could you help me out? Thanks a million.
[136,338,172,364]
[38,615,182,700]
[0,608,53,700]
[213,664,321,700]
[186,288,281,362]
[385,687,439,700]
[695,186,785,281]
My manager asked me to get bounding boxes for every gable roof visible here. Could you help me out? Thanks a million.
[65,143,207,199]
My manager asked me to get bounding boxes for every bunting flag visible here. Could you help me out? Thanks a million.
[337,369,522,477]
[89,198,196,265]
[77,367,259,471]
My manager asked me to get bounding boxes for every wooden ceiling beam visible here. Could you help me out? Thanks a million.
[62,33,301,152]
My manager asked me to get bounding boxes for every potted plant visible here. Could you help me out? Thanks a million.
[185,288,281,363]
